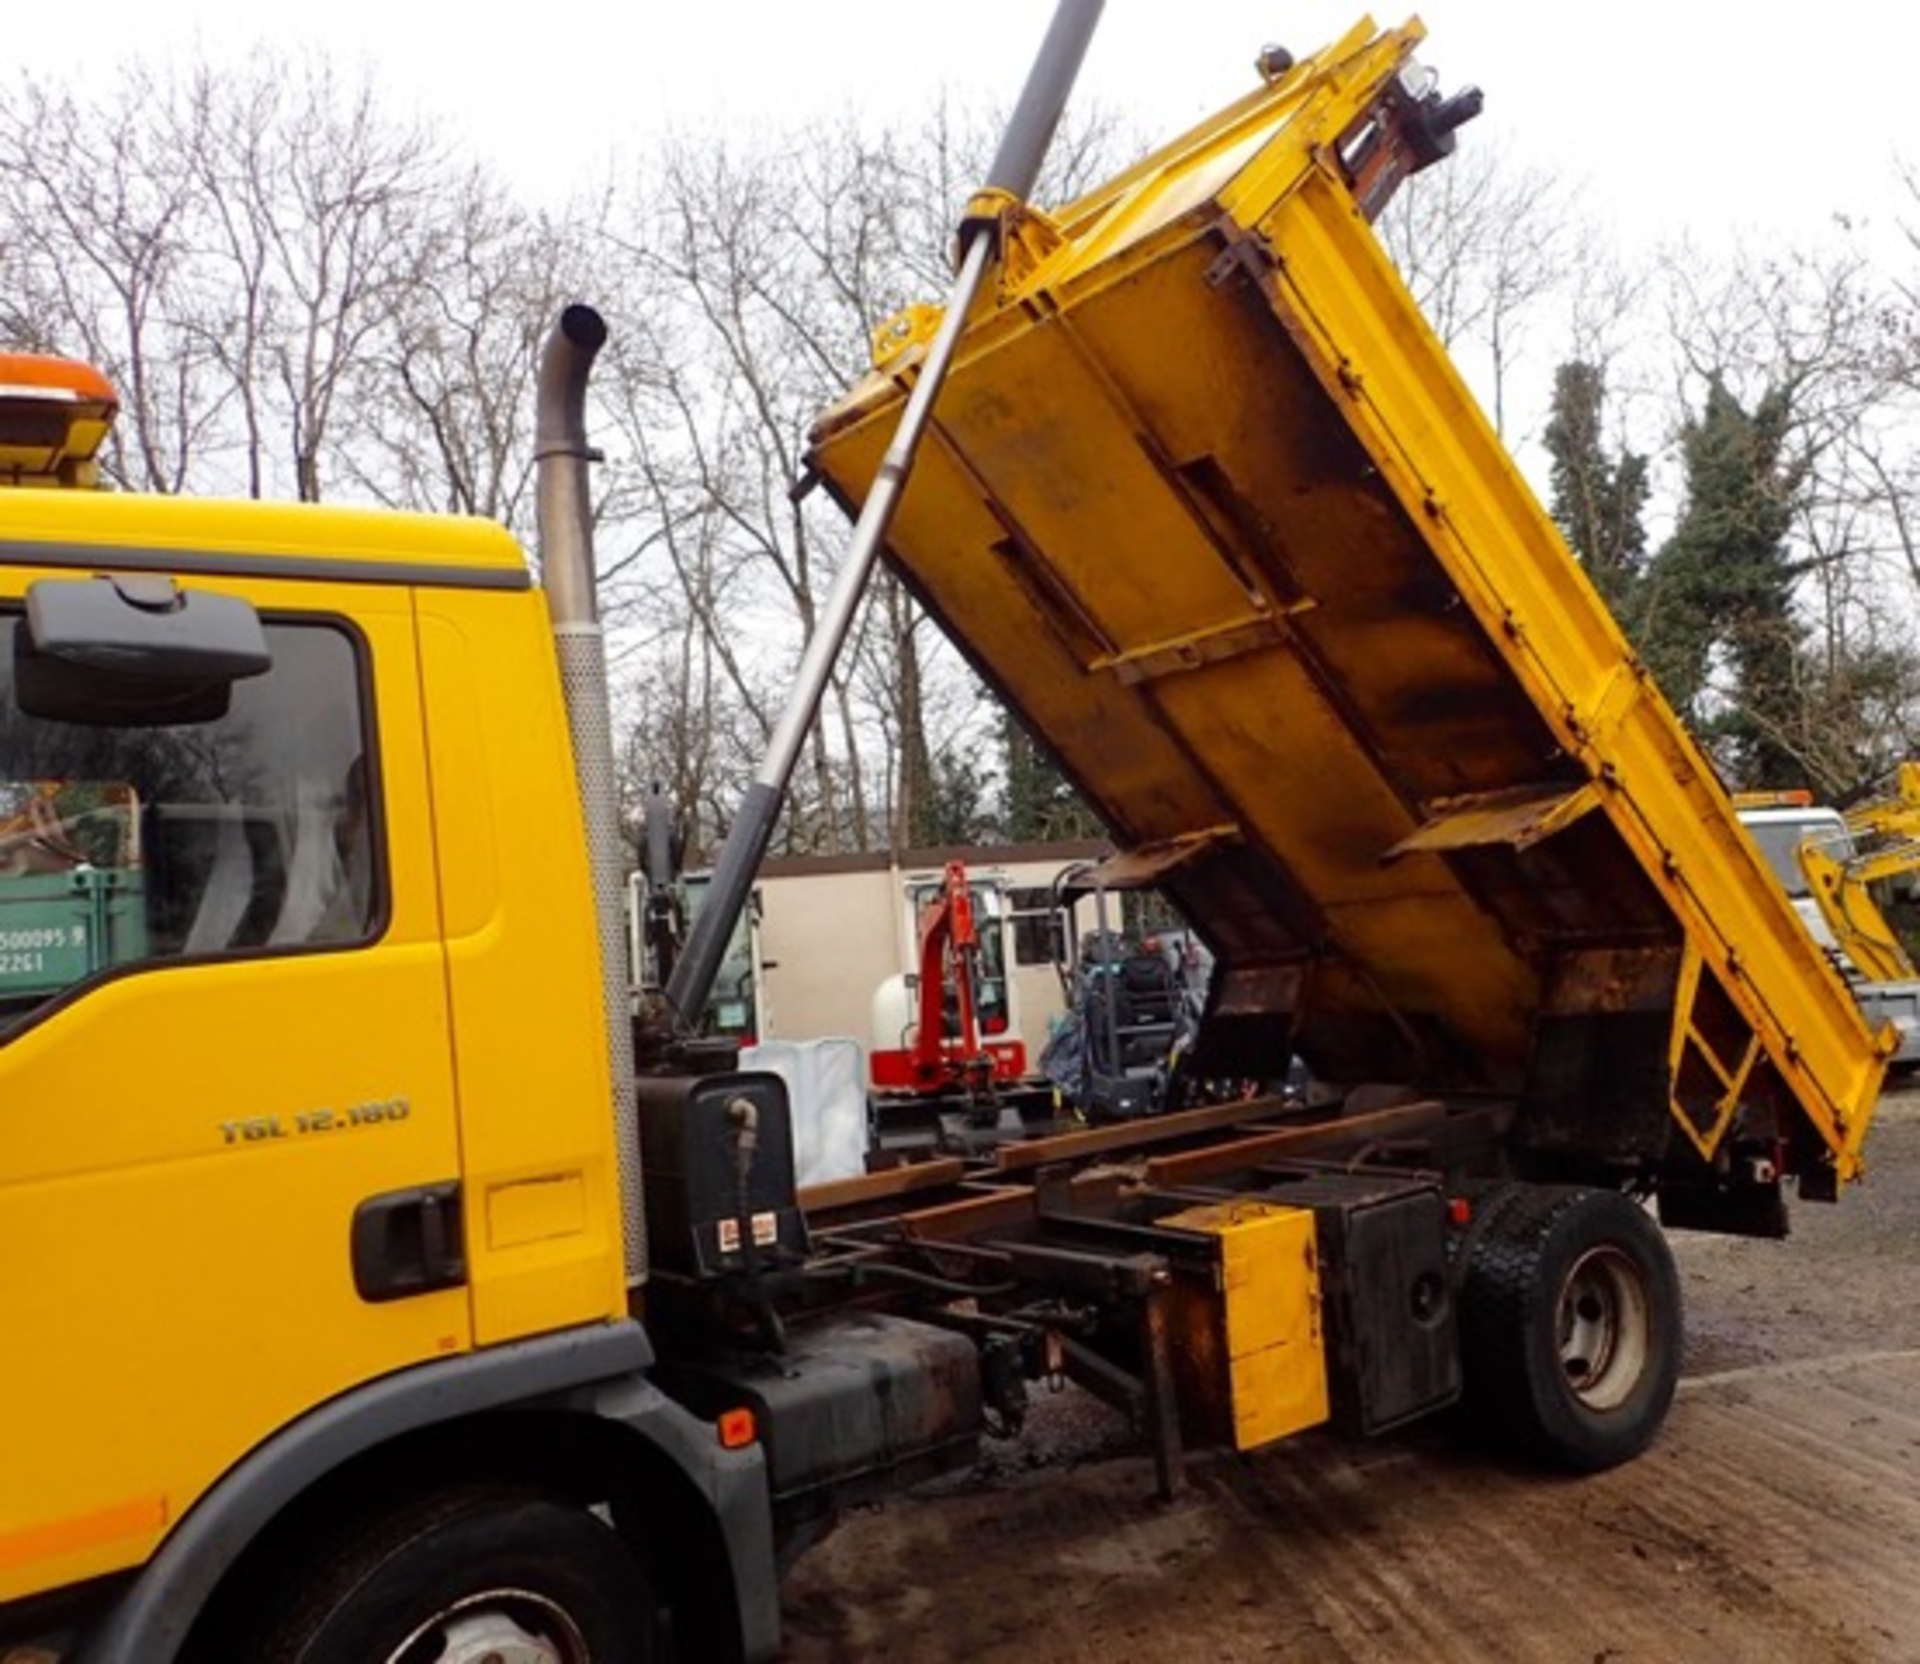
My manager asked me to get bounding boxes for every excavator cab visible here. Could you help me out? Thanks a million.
[1040,861,1201,1120]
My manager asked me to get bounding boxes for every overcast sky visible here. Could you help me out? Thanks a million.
[18,4,1920,259]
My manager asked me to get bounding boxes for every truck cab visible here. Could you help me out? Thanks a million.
[0,349,790,1660]
[0,333,943,1664]
[0,486,659,1622]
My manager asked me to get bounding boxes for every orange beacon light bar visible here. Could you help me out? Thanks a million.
[0,352,119,488]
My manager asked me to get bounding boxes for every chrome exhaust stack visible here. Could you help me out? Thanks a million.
[536,303,647,1286]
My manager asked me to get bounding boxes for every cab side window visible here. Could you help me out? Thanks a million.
[0,617,377,1033]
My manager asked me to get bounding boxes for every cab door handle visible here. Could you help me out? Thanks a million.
[351,1181,467,1302]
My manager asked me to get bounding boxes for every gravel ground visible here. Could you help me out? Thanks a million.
[778,1089,1920,1662]
[1675,1087,1920,1374]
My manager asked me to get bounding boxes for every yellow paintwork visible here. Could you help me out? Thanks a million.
[1799,840,1915,985]
[412,589,629,1345]
[1848,763,1920,837]
[1795,764,1920,985]
[808,16,1883,1181]
[1161,1201,1329,1451]
[0,482,529,574]
[0,493,627,1600]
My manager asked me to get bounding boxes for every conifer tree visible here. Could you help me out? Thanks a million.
[1542,360,1650,625]
[1641,378,1806,787]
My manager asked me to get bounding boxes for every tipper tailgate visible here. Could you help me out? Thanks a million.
[807,17,1882,1182]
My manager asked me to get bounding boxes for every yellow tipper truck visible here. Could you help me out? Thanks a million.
[0,15,1888,1664]
[806,16,1884,1221]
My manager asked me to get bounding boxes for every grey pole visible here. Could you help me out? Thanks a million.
[664,0,1105,1030]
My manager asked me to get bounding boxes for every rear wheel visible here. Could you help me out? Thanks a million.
[249,1486,657,1664]
[1458,1185,1681,1472]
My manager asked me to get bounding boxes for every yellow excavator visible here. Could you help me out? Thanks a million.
[1796,764,1920,985]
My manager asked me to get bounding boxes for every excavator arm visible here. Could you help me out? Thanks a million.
[907,861,994,1094]
[1844,762,1920,841]
[1798,835,1920,984]
[1797,762,1920,985]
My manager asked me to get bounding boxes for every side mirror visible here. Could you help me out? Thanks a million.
[17,575,271,726]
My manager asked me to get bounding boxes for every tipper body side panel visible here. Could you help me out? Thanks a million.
[807,18,1882,1186]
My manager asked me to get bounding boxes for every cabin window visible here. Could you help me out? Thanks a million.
[0,614,378,1036]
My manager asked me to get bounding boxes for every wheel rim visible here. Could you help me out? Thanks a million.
[386,1589,591,1664]
[1556,1243,1652,1412]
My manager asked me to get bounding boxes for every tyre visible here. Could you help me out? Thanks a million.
[1457,1185,1681,1473]
[248,1485,657,1664]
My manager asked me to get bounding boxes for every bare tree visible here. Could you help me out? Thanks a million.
[342,176,588,529]
[1378,139,1589,440]
[0,69,226,491]
[213,55,445,502]
[0,53,533,510]
[592,96,1132,859]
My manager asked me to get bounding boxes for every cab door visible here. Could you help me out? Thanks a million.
[0,568,465,1600]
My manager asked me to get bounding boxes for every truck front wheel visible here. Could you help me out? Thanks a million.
[1458,1185,1682,1473]
[249,1485,657,1664]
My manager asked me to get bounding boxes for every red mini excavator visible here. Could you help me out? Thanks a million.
[867,860,1050,1161]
